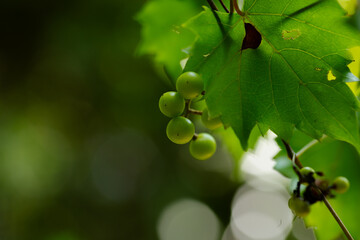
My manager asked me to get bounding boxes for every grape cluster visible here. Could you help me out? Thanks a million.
[159,71,223,160]
[288,166,350,218]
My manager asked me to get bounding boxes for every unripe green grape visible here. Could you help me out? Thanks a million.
[189,133,216,160]
[176,71,204,99]
[201,108,223,130]
[159,91,185,117]
[300,167,315,176]
[166,117,195,144]
[288,196,310,218]
[300,167,315,182]
[332,176,350,194]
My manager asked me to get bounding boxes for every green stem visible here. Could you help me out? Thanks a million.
[296,136,326,158]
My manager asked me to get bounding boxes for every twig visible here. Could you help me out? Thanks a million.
[230,0,234,13]
[219,0,229,13]
[232,0,244,15]
[281,139,303,168]
[207,0,219,11]
[183,100,203,117]
[322,196,354,240]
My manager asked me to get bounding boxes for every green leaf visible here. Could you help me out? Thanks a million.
[136,0,199,81]
[184,1,360,150]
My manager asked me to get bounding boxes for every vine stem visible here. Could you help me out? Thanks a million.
[232,0,244,16]
[219,0,229,13]
[281,140,303,168]
[207,0,219,11]
[322,196,354,240]
[281,139,354,240]
[184,100,203,117]
[230,0,234,13]
[188,109,203,115]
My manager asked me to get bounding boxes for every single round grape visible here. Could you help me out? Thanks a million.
[189,133,216,160]
[166,117,195,144]
[332,176,350,194]
[176,71,204,99]
[159,91,185,117]
[201,108,223,130]
[300,166,315,179]
[288,196,310,218]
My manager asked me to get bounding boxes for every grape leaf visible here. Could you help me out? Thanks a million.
[183,1,360,150]
[136,0,200,81]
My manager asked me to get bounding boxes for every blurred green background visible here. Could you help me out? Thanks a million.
[0,0,238,239]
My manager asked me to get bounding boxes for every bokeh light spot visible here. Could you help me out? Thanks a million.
[157,199,221,240]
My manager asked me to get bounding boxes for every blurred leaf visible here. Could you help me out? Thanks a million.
[136,0,199,82]
[274,156,297,179]
[215,127,244,161]
[214,125,262,181]
[338,0,357,15]
[184,2,360,151]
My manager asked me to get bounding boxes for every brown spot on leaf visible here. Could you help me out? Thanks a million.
[241,23,262,50]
